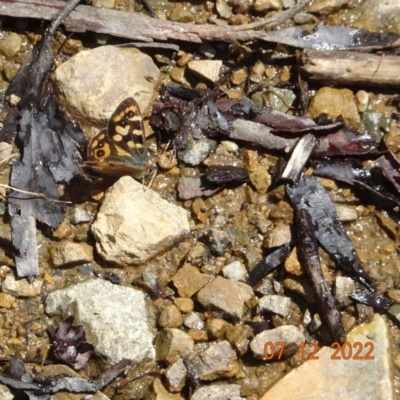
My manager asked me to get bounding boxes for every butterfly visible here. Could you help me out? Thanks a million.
[84,97,150,179]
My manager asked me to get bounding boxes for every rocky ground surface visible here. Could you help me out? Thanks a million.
[0,0,400,399]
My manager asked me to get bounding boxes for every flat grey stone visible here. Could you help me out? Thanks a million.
[46,278,156,365]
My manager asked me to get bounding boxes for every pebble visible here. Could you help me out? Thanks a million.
[92,0,115,8]
[168,4,196,22]
[192,197,208,223]
[158,304,183,328]
[230,68,247,85]
[334,276,356,307]
[170,66,190,85]
[198,43,217,58]
[184,312,205,330]
[3,62,20,82]
[266,224,292,248]
[203,228,232,256]
[178,138,217,166]
[0,385,13,400]
[330,0,400,34]
[2,273,43,298]
[244,248,263,271]
[66,206,92,224]
[192,384,244,400]
[149,378,184,400]
[284,247,303,276]
[206,317,230,339]
[174,297,194,313]
[292,12,319,24]
[226,324,253,355]
[216,0,233,19]
[249,167,271,194]
[196,276,256,319]
[186,243,209,266]
[222,260,248,281]
[52,46,160,124]
[165,358,187,392]
[189,329,208,342]
[46,279,156,365]
[257,295,291,317]
[0,33,22,58]
[221,140,239,152]
[260,314,392,399]
[155,328,194,363]
[308,87,360,129]
[355,90,369,112]
[177,52,192,67]
[49,240,94,268]
[158,152,178,170]
[172,265,210,298]
[0,293,17,309]
[187,60,223,83]
[254,0,282,12]
[307,0,349,13]
[191,340,239,380]
[91,176,190,265]
[335,204,358,222]
[250,325,305,360]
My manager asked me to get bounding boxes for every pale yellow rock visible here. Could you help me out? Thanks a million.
[260,314,393,400]
[188,60,223,83]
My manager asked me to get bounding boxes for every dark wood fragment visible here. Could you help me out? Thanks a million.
[295,209,346,344]
[205,166,249,184]
[247,244,291,288]
[350,292,394,310]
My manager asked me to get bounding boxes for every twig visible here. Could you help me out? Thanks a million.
[0,184,72,204]
[0,0,310,43]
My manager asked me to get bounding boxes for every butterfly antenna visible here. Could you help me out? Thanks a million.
[146,168,157,189]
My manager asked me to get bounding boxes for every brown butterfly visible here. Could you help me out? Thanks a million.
[84,98,150,179]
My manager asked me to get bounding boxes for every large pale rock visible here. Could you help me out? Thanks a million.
[91,176,190,265]
[46,279,156,365]
[260,314,393,399]
[52,46,160,125]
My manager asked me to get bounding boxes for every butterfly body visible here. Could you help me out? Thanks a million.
[84,98,150,179]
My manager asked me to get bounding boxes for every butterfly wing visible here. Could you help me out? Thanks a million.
[85,98,149,179]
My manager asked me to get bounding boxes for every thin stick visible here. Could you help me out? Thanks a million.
[0,184,72,204]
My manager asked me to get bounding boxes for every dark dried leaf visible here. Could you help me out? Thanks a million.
[313,127,379,157]
[376,153,400,195]
[50,316,94,370]
[350,292,394,310]
[261,25,400,50]
[4,2,86,279]
[228,119,298,151]
[286,175,375,291]
[295,209,346,343]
